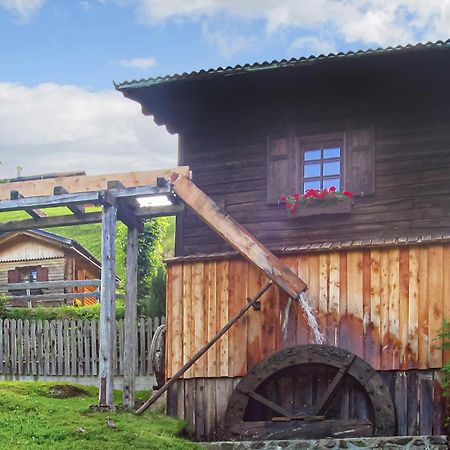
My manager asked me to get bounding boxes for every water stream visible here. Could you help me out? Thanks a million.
[296,291,325,344]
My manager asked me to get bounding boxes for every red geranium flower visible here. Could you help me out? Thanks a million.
[329,186,336,192]
[343,191,353,198]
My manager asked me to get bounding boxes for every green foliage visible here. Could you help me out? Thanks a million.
[439,321,450,396]
[119,218,169,316]
[0,381,197,449]
[138,266,166,318]
[0,300,125,321]
[0,292,10,317]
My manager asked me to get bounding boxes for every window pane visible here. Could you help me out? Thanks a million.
[304,149,321,161]
[304,163,321,178]
[323,147,340,158]
[304,180,320,191]
[323,178,340,190]
[323,161,340,176]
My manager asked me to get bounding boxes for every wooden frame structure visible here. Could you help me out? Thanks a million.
[0,168,187,407]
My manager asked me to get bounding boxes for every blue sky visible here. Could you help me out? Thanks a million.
[0,0,448,178]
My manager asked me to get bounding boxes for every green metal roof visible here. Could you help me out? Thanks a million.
[115,39,450,91]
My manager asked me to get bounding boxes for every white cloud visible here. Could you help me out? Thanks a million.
[120,57,157,69]
[0,0,44,21]
[0,82,177,179]
[135,0,450,54]
[288,35,337,55]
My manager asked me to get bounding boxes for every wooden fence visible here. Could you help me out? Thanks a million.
[0,317,165,377]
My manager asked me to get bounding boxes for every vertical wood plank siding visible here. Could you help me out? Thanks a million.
[166,244,450,379]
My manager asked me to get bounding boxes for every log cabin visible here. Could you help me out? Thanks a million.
[116,40,450,440]
[0,229,101,306]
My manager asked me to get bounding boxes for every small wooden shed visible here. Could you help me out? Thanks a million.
[116,40,450,440]
[0,229,101,306]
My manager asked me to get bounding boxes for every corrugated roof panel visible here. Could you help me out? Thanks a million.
[115,39,450,90]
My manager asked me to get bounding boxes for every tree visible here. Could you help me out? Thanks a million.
[119,217,169,317]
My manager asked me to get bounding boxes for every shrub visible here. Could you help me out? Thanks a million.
[440,320,450,394]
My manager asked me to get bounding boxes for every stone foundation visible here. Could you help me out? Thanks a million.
[201,436,449,450]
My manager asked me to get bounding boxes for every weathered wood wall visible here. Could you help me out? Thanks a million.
[177,120,450,256]
[166,370,449,441]
[166,244,450,379]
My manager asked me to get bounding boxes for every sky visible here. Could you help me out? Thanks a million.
[0,0,449,179]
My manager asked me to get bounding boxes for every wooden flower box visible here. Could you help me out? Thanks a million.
[287,199,353,218]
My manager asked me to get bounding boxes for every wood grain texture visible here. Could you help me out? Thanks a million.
[166,243,450,378]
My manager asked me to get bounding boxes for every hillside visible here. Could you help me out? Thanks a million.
[0,209,175,280]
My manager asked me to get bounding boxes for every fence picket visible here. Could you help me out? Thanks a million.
[0,316,162,379]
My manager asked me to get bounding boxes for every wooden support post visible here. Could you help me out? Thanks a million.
[123,226,138,409]
[98,203,117,407]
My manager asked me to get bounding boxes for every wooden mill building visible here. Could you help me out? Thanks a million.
[0,229,101,306]
[116,40,450,440]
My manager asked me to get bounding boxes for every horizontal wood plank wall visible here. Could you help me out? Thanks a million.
[178,122,450,256]
[166,370,448,441]
[166,244,450,379]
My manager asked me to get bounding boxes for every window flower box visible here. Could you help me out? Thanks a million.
[280,188,353,218]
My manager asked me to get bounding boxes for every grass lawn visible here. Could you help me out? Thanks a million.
[0,381,198,449]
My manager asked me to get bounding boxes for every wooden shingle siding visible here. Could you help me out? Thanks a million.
[165,244,450,379]
[178,121,450,256]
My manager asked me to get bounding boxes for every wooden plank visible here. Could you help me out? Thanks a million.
[228,260,248,377]
[398,249,409,369]
[49,320,56,376]
[30,320,37,375]
[306,255,320,344]
[295,255,309,346]
[57,319,63,376]
[10,319,16,374]
[17,319,23,375]
[170,264,183,378]
[394,372,408,435]
[146,319,153,375]
[36,320,42,375]
[4,319,10,374]
[98,204,117,407]
[247,265,262,370]
[117,319,124,375]
[388,249,400,370]
[318,254,329,345]
[380,250,391,370]
[192,262,205,377]
[70,320,77,376]
[171,173,307,298]
[139,319,146,375]
[338,253,348,352]
[23,320,30,375]
[418,247,429,369]
[418,371,433,434]
[63,319,70,375]
[182,264,193,377]
[0,166,189,199]
[216,260,229,377]
[0,319,3,374]
[443,247,450,366]
[195,379,206,441]
[84,320,91,376]
[346,251,364,358]
[362,251,372,365]
[205,262,218,377]
[123,225,138,408]
[407,370,419,435]
[0,279,102,291]
[428,245,443,368]
[205,379,217,441]
[369,250,381,370]
[91,319,98,376]
[408,248,419,369]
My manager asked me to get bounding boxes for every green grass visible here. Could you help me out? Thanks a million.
[0,381,198,450]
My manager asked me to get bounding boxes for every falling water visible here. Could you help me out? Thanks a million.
[297,291,325,344]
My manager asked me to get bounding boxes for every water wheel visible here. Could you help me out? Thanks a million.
[225,345,395,441]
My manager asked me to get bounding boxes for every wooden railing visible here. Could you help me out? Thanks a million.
[0,280,123,307]
[0,317,165,377]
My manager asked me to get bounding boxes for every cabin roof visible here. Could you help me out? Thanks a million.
[115,39,450,90]
[0,229,101,270]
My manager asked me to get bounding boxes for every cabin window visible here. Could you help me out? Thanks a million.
[302,141,342,192]
[18,267,39,283]
[267,127,375,204]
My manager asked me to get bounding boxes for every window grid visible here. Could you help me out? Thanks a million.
[303,146,341,192]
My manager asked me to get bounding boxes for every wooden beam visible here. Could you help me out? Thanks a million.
[0,166,190,200]
[0,279,101,290]
[0,204,184,233]
[0,191,103,213]
[171,173,307,298]
[123,226,138,409]
[98,204,117,408]
[54,186,85,216]
[8,292,103,302]
[10,190,47,219]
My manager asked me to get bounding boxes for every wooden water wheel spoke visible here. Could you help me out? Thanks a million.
[237,387,292,418]
[225,345,396,441]
[312,353,356,416]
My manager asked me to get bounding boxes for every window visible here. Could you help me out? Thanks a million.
[18,267,38,283]
[302,140,342,192]
[267,127,375,204]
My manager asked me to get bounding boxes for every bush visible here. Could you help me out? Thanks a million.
[0,299,125,321]
[138,265,166,318]
[440,320,450,394]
